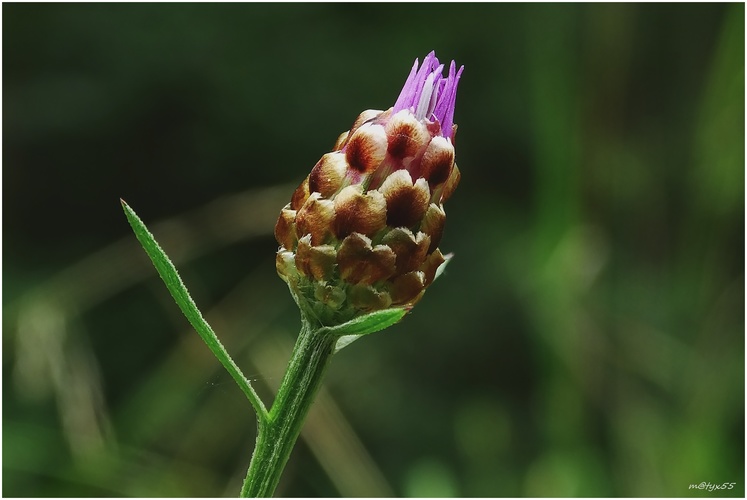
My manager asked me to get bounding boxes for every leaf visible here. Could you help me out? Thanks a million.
[324,307,408,337]
[121,200,267,418]
[322,308,407,353]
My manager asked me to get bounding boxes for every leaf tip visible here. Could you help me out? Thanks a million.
[120,199,140,229]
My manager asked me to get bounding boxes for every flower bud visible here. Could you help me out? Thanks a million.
[274,51,463,324]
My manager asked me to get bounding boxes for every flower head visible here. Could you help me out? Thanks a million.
[275,52,463,325]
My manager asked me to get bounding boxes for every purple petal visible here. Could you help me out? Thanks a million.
[439,64,464,140]
[391,51,463,140]
[409,51,438,115]
[433,61,456,123]
[415,63,444,119]
[392,58,420,113]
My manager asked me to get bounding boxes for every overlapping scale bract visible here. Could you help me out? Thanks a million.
[274,108,460,325]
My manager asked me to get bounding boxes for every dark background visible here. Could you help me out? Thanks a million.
[4,3,744,497]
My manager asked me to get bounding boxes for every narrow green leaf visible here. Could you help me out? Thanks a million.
[321,308,407,353]
[121,200,267,420]
[323,307,408,337]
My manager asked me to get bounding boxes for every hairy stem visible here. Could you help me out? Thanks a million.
[241,317,336,497]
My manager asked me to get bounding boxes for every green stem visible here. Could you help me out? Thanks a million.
[241,316,336,497]
[122,201,408,497]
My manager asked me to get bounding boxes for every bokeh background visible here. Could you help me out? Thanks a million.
[4,3,744,497]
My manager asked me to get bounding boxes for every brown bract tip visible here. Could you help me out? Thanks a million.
[345,123,388,174]
[291,176,311,210]
[332,186,387,239]
[382,228,431,275]
[337,232,396,285]
[348,284,393,312]
[421,136,455,188]
[389,271,426,305]
[379,170,430,228]
[419,249,446,286]
[440,162,461,203]
[296,193,335,245]
[350,109,385,133]
[385,110,430,160]
[419,203,446,252]
[309,152,348,198]
[274,206,298,250]
[295,236,337,281]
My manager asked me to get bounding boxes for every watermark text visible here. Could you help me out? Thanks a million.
[689,482,737,492]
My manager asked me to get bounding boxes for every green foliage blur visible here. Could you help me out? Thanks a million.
[4,3,744,497]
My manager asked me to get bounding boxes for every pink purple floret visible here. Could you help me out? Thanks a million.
[391,51,464,140]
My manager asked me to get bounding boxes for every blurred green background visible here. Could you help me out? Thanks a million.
[4,3,744,497]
